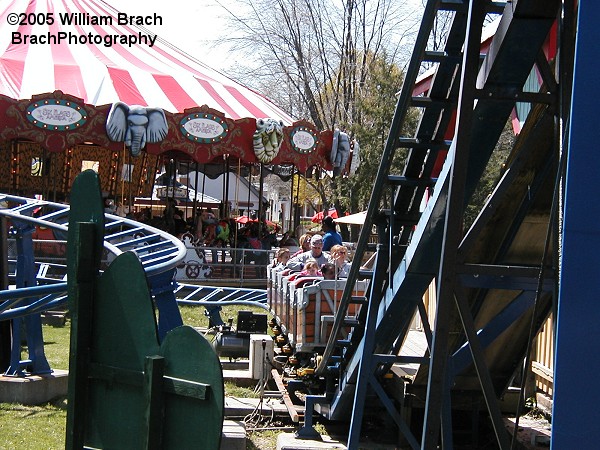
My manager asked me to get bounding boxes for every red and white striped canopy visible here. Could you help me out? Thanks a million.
[0,0,294,123]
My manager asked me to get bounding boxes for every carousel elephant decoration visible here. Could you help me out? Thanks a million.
[349,139,361,175]
[106,102,169,156]
[330,128,351,177]
[253,118,284,163]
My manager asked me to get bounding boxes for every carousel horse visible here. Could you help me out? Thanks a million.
[201,219,231,248]
[198,218,232,264]
[132,207,152,223]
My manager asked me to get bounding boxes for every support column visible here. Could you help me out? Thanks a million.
[553,2,600,448]
[0,216,10,372]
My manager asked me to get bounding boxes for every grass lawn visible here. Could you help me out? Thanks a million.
[0,321,70,450]
[0,304,283,450]
[0,398,67,449]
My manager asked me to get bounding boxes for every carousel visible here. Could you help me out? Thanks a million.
[0,0,359,283]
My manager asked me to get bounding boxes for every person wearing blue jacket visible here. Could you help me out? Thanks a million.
[321,215,342,251]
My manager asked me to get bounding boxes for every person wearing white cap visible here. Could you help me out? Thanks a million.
[286,234,331,271]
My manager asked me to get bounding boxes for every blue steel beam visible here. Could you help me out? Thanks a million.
[373,0,561,355]
[323,0,561,426]
[6,221,51,376]
[451,291,536,376]
[553,2,600,448]
[422,1,492,446]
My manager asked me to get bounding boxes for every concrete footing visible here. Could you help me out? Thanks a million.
[277,432,410,450]
[221,420,246,450]
[277,433,347,450]
[0,369,69,405]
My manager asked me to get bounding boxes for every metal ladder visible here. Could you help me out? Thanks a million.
[303,0,562,449]
[313,0,474,421]
[316,0,473,383]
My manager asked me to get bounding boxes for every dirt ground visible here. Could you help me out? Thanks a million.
[504,413,552,449]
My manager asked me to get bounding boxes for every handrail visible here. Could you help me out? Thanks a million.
[0,194,186,276]
[315,0,446,375]
[0,282,67,301]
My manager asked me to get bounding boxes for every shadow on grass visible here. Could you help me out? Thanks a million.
[1,395,68,418]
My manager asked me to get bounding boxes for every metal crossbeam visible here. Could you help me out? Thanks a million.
[305,1,563,449]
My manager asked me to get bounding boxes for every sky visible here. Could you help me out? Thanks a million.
[105,0,424,74]
[107,0,239,72]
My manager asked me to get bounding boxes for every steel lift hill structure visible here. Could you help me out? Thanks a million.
[297,0,598,448]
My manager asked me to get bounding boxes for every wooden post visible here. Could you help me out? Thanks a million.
[65,221,97,449]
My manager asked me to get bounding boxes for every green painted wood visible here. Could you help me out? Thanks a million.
[88,361,146,386]
[65,170,104,450]
[85,251,161,449]
[143,356,165,450]
[85,255,223,449]
[159,326,224,450]
[65,222,97,450]
[66,170,105,281]
[66,170,224,449]
[163,376,209,399]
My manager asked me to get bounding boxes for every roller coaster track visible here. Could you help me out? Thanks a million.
[0,193,267,375]
[0,193,187,316]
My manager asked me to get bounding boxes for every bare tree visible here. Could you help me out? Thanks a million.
[217,0,420,128]
[215,0,422,232]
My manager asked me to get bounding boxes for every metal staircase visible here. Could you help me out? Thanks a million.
[304,0,563,448]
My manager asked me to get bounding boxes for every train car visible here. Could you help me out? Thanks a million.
[268,271,369,370]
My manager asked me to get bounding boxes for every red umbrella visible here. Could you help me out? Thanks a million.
[311,208,338,223]
[235,216,278,228]
[311,211,324,223]
[235,215,254,224]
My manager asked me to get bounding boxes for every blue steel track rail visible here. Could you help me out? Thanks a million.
[0,193,267,375]
[0,193,187,318]
[0,194,269,316]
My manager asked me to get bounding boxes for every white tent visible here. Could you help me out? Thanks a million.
[185,171,263,213]
[334,211,367,225]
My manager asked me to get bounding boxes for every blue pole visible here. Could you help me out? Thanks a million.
[148,269,183,341]
[553,2,600,447]
[6,222,51,376]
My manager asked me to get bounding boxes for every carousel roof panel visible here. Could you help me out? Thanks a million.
[0,0,294,123]
[0,0,337,172]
